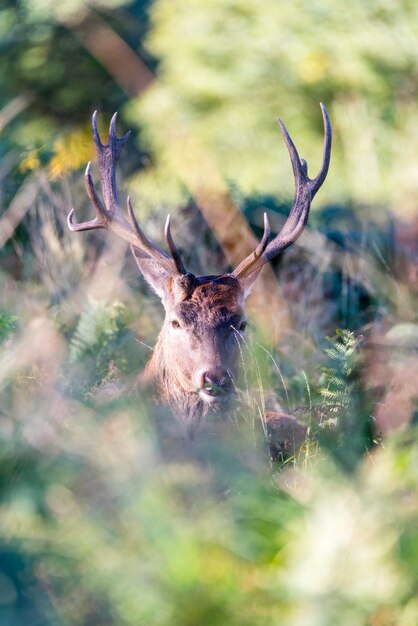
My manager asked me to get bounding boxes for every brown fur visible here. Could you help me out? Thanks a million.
[265,412,307,462]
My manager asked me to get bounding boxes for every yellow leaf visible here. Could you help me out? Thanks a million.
[48,127,95,180]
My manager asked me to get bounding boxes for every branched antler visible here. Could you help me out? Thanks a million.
[68,111,187,276]
[232,103,332,285]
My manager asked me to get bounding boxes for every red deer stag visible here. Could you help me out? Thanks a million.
[68,105,331,442]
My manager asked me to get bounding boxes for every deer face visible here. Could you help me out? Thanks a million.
[161,275,247,405]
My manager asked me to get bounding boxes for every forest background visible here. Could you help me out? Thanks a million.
[0,1,418,625]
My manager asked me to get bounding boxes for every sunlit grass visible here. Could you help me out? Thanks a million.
[1,171,417,623]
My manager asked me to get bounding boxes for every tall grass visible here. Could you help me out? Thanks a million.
[0,173,417,624]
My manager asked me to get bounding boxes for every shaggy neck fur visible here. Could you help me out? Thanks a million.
[144,326,209,429]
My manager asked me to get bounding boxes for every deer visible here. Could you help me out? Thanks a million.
[67,105,332,455]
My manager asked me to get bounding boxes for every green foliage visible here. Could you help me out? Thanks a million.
[69,300,142,390]
[0,312,17,344]
[315,330,373,471]
[0,0,149,166]
[133,0,418,211]
[70,300,125,362]
[0,396,417,625]
[320,329,361,410]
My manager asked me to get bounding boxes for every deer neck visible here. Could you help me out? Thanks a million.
[143,328,208,425]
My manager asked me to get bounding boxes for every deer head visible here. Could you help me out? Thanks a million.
[68,106,331,428]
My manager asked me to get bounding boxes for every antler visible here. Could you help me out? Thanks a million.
[68,111,187,276]
[232,103,332,284]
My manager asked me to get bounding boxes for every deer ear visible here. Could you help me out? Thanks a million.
[131,246,170,300]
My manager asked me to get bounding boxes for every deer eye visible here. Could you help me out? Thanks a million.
[238,321,247,332]
[170,319,181,329]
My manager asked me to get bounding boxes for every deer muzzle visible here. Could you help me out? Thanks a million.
[196,368,234,403]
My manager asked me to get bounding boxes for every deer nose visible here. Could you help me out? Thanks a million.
[201,369,233,396]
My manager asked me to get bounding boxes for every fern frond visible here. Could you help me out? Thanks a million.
[319,329,361,415]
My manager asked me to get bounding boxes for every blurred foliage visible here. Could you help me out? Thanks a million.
[0,0,148,159]
[3,0,418,216]
[320,329,361,410]
[0,331,417,626]
[0,312,17,345]
[1,0,418,624]
[134,0,418,213]
[69,300,143,392]
[315,330,373,471]
[19,126,95,180]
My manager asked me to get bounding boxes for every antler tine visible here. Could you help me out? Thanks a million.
[91,110,103,149]
[108,112,132,155]
[67,162,109,232]
[127,197,178,272]
[232,104,332,283]
[165,215,187,275]
[311,102,332,194]
[95,111,131,213]
[67,207,103,232]
[84,161,105,214]
[277,118,305,186]
[231,212,270,279]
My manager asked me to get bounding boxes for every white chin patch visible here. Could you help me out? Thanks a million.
[198,390,227,405]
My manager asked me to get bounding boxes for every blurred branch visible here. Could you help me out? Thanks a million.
[0,314,65,395]
[0,93,33,134]
[68,12,154,97]
[0,94,36,242]
[0,176,39,249]
[301,227,413,313]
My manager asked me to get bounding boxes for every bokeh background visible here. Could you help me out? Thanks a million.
[1,1,418,624]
